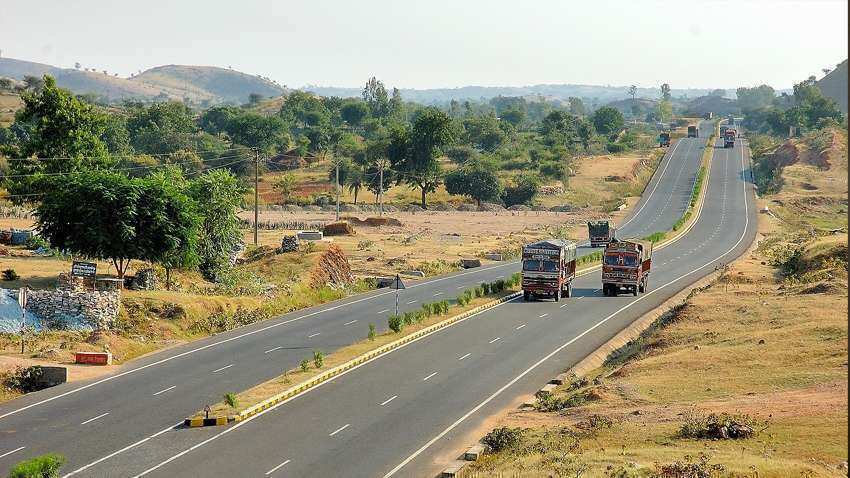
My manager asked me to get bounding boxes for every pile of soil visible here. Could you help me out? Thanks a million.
[323,222,355,236]
[310,244,354,289]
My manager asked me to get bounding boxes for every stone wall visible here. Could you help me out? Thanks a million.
[26,288,120,330]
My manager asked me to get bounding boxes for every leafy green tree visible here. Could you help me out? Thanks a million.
[539,111,579,147]
[101,113,132,155]
[502,173,540,207]
[135,168,200,288]
[567,97,586,116]
[272,173,296,203]
[362,77,390,118]
[224,112,290,154]
[125,101,197,155]
[189,169,244,281]
[199,105,241,136]
[8,76,111,195]
[8,453,65,478]
[248,93,264,106]
[444,159,502,207]
[36,170,141,279]
[499,108,526,127]
[591,106,625,138]
[388,88,405,121]
[736,85,775,112]
[389,109,455,208]
[163,149,203,175]
[660,83,671,101]
[444,145,479,165]
[339,100,370,128]
[463,116,506,152]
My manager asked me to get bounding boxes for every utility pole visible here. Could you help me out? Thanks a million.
[253,148,260,246]
[379,163,384,217]
[335,158,340,221]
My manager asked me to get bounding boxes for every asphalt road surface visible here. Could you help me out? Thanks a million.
[0,121,737,477]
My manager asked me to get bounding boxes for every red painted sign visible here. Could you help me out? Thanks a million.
[75,352,112,365]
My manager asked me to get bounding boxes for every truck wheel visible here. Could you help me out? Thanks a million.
[523,291,530,301]
[632,286,638,296]
[602,285,608,296]
[643,278,649,292]
[638,281,645,293]
[565,283,572,298]
[554,290,560,302]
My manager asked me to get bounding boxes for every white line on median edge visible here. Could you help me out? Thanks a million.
[80,412,109,425]
[264,346,282,354]
[265,459,290,475]
[212,364,234,373]
[343,320,358,326]
[308,333,321,338]
[62,422,181,477]
[515,324,526,330]
[0,447,25,459]
[422,372,438,381]
[380,395,398,406]
[458,353,471,361]
[381,136,752,478]
[488,337,501,344]
[152,386,176,396]
[378,309,389,314]
[329,424,350,437]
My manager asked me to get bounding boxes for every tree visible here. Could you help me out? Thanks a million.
[23,76,45,93]
[568,97,586,116]
[36,171,141,279]
[502,173,540,207]
[444,159,502,207]
[660,83,672,101]
[388,87,405,121]
[8,76,111,196]
[735,85,776,112]
[272,173,296,203]
[125,101,197,155]
[390,109,455,208]
[500,107,526,127]
[339,100,370,128]
[248,93,264,106]
[628,85,637,102]
[8,453,65,478]
[199,105,240,136]
[224,112,290,154]
[658,100,673,123]
[591,106,625,138]
[100,113,132,155]
[362,77,390,118]
[135,169,199,289]
[463,115,506,151]
[189,169,244,281]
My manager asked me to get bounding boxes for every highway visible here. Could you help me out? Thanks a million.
[0,122,723,477]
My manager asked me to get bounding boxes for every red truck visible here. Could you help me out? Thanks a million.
[522,239,577,302]
[602,238,652,297]
[723,128,737,148]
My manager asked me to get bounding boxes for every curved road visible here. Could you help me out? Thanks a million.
[0,123,720,476]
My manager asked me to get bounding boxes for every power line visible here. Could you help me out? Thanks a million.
[2,145,248,162]
[2,153,247,179]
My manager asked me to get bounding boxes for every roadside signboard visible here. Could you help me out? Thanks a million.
[17,286,27,310]
[71,261,97,278]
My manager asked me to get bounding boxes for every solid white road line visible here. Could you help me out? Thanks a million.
[559,303,569,308]
[152,386,176,396]
[264,346,282,354]
[422,372,438,381]
[212,364,234,373]
[406,300,417,305]
[456,285,465,289]
[329,424,350,437]
[62,423,181,477]
[308,333,321,338]
[80,412,109,425]
[488,337,501,344]
[381,134,752,478]
[380,395,398,406]
[433,292,444,297]
[265,459,290,475]
[378,309,389,314]
[0,447,25,459]
[458,353,471,361]
[343,320,358,326]
[538,313,548,318]
[515,324,526,330]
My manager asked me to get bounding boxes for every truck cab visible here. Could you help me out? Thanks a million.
[522,239,577,302]
[723,128,737,148]
[658,132,671,147]
[602,239,652,297]
[587,220,616,247]
[687,125,698,138]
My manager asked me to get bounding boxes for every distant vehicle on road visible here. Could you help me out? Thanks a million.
[704,112,714,119]
[602,238,652,296]
[720,125,728,137]
[723,128,737,148]
[588,220,616,247]
[687,125,698,138]
[659,132,671,147]
[727,115,735,125]
[522,239,577,302]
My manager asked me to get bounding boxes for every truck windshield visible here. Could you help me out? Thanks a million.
[523,259,559,272]
[603,254,638,266]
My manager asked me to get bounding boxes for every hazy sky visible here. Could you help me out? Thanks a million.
[1,0,847,90]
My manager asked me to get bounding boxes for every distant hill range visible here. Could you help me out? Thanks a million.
[305,84,731,105]
[817,59,848,113]
[0,58,285,105]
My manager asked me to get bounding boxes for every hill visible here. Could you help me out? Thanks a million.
[604,97,658,117]
[0,58,285,105]
[817,59,848,113]
[681,94,740,117]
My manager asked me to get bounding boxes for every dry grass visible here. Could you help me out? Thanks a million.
[0,92,23,126]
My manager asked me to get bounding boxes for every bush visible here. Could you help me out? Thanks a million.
[300,359,310,372]
[223,392,239,409]
[481,282,491,295]
[3,366,45,393]
[538,160,564,179]
[679,412,759,440]
[482,426,524,452]
[509,272,522,287]
[2,269,19,281]
[502,173,540,207]
[313,350,324,369]
[474,286,485,298]
[8,453,65,478]
[606,142,626,153]
[368,323,376,341]
[388,314,403,333]
[24,235,49,251]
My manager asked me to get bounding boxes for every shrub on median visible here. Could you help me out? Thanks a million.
[388,314,403,333]
[8,453,65,478]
